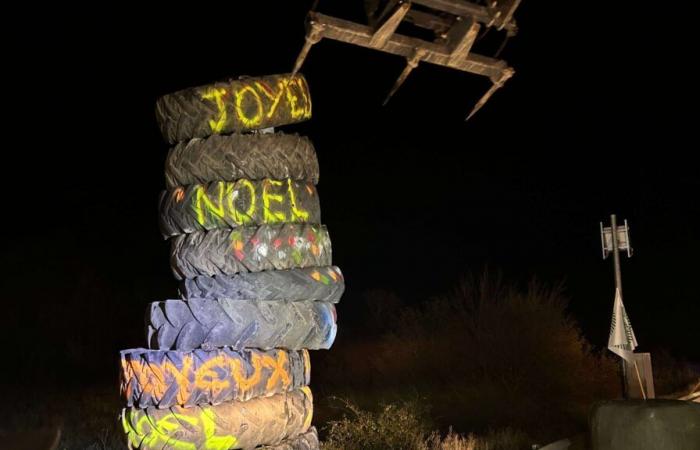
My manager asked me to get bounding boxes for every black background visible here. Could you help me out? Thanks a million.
[1,1,698,387]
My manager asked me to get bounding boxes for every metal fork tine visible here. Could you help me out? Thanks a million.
[383,48,426,106]
[465,67,513,120]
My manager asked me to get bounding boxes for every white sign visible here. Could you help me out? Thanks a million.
[607,288,638,364]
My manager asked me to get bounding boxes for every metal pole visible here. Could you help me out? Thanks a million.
[610,215,623,299]
[610,214,628,398]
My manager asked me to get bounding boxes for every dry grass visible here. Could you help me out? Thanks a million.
[0,384,123,450]
[425,432,480,450]
[322,399,530,450]
[315,272,620,442]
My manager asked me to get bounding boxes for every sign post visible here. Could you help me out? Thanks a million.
[600,214,633,398]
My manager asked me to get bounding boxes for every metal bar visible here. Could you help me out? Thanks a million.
[311,12,510,80]
[383,47,427,105]
[465,66,513,120]
[404,9,453,34]
[412,0,517,32]
[292,19,326,76]
[633,360,647,400]
[491,0,521,30]
[368,0,399,27]
[370,1,412,47]
[624,219,633,257]
[413,0,487,20]
[611,215,624,299]
[600,222,608,259]
[610,214,629,399]
[446,16,480,65]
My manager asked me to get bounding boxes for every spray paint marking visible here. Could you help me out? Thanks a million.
[122,349,305,406]
[122,387,314,449]
[201,75,311,133]
[123,408,237,450]
[235,85,264,128]
[189,179,314,228]
[301,386,314,430]
[226,224,330,267]
[201,88,228,133]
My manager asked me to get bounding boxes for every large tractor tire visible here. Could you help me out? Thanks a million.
[120,348,310,409]
[156,73,312,144]
[147,299,337,351]
[591,399,700,450]
[122,387,313,450]
[159,179,320,238]
[181,266,344,303]
[262,428,319,450]
[165,133,319,189]
[170,224,332,279]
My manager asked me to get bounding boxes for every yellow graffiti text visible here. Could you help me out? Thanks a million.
[256,80,287,119]
[285,78,306,119]
[194,182,228,226]
[192,180,311,227]
[201,88,228,133]
[229,179,256,226]
[235,85,264,128]
[263,180,286,223]
[287,178,310,221]
[123,408,237,450]
[200,76,311,132]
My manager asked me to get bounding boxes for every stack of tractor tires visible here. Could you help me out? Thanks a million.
[119,73,341,450]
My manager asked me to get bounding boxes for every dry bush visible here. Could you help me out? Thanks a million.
[322,399,430,450]
[650,346,700,396]
[316,272,619,442]
[322,399,530,450]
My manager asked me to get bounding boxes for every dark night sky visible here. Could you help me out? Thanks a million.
[1,2,698,385]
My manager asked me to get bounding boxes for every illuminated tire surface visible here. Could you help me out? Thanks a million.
[159,179,321,238]
[165,133,319,189]
[120,348,310,408]
[122,387,313,450]
[156,73,312,144]
[180,266,344,303]
[262,427,319,450]
[591,400,700,450]
[147,298,337,351]
[170,224,332,280]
